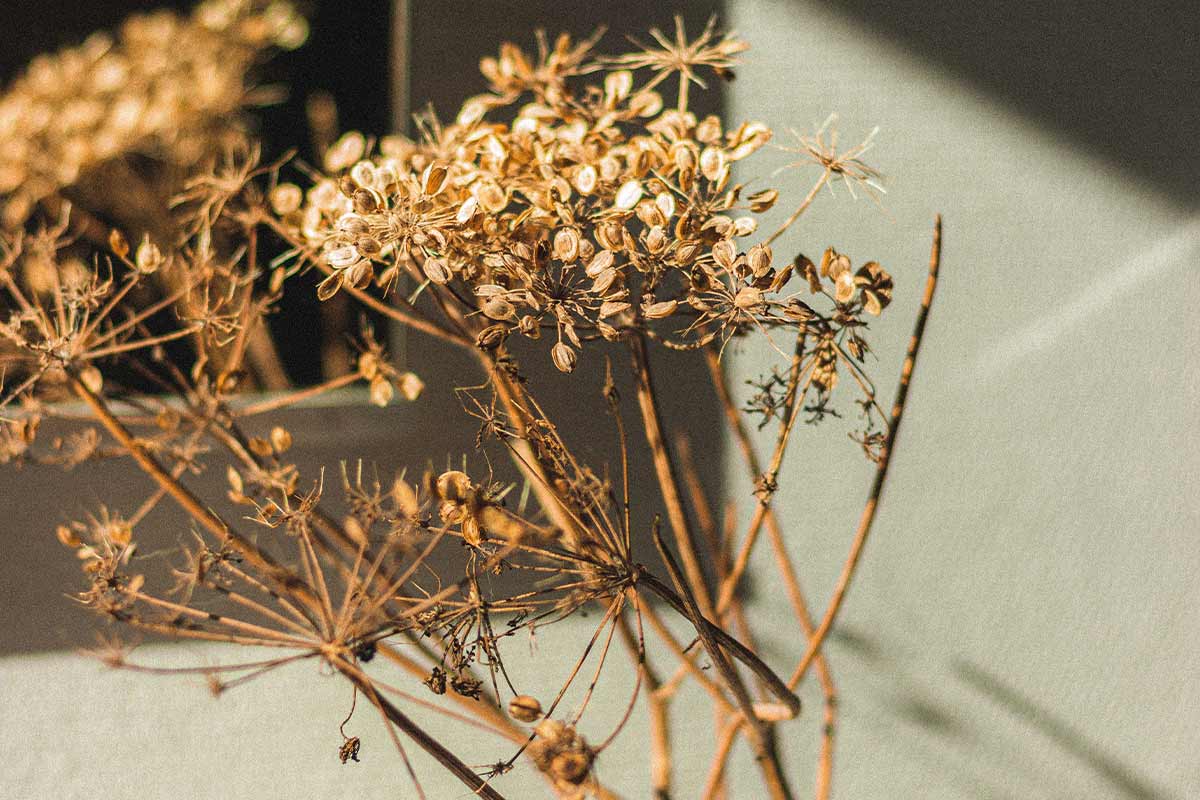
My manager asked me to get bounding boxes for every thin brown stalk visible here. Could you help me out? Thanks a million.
[629,333,714,616]
[337,659,508,800]
[69,375,325,625]
[649,525,794,800]
[789,215,942,689]
[705,343,840,799]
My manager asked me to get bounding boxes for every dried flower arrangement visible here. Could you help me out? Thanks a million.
[0,3,942,798]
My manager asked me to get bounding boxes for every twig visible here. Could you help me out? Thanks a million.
[788,215,942,688]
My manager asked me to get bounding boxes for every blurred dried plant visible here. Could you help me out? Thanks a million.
[1,6,943,799]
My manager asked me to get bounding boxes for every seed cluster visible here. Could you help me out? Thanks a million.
[0,0,306,227]
[282,26,892,387]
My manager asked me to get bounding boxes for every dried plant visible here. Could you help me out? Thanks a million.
[1,6,943,799]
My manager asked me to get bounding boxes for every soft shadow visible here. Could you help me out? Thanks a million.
[821,0,1200,209]
[953,659,1173,800]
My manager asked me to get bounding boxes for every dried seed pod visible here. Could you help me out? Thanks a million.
[421,163,448,196]
[475,323,509,350]
[783,298,816,323]
[270,183,303,215]
[518,315,541,339]
[748,188,778,212]
[325,131,366,172]
[734,286,765,312]
[436,470,472,503]
[369,375,394,407]
[643,299,678,320]
[134,235,162,274]
[482,296,516,321]
[615,180,643,210]
[422,257,451,285]
[325,245,360,270]
[733,216,758,237]
[585,249,614,278]
[834,270,856,303]
[700,146,725,181]
[598,299,630,319]
[345,260,374,289]
[630,90,662,116]
[550,751,593,784]
[269,426,292,453]
[352,189,378,214]
[591,267,618,296]
[551,342,577,373]
[574,164,598,194]
[508,695,543,722]
[747,243,772,277]
[395,372,424,401]
[553,227,580,262]
[712,240,736,270]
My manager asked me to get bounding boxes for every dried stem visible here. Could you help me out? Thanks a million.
[628,333,714,616]
[789,215,942,689]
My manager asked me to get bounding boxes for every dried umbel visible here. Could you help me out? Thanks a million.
[1,7,945,800]
[282,22,890,393]
[0,0,306,228]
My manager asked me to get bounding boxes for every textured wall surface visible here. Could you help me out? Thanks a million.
[718,1,1199,797]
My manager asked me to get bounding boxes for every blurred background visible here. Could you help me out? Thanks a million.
[1,1,1196,798]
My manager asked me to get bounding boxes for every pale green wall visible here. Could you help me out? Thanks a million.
[718,1,1199,797]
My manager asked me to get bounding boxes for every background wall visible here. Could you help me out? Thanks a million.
[720,0,1199,797]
